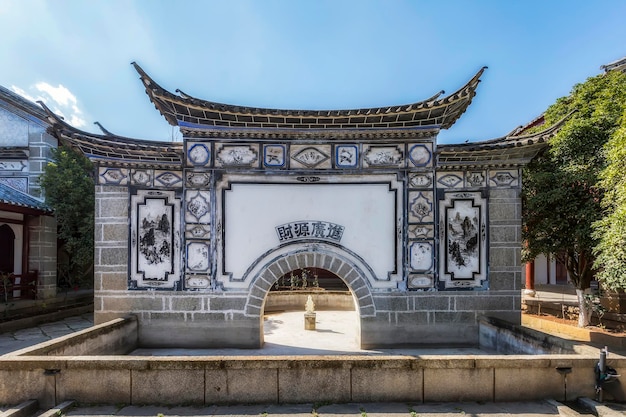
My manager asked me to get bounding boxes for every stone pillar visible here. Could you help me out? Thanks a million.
[93,185,129,324]
[28,215,57,299]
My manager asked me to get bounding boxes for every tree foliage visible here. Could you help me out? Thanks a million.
[522,70,626,325]
[40,145,95,287]
[594,115,626,290]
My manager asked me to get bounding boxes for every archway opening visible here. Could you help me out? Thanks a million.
[262,267,360,353]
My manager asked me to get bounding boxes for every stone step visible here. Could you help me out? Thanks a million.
[35,400,76,417]
[0,399,38,417]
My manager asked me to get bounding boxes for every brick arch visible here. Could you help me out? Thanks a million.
[244,242,376,319]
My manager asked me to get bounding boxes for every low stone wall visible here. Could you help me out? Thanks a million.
[6,316,137,356]
[1,317,625,407]
[264,291,355,312]
[1,352,622,407]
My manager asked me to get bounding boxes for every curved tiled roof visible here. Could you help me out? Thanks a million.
[436,113,571,168]
[39,102,183,169]
[0,182,52,215]
[132,62,486,135]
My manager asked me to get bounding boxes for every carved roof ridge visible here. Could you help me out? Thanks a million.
[132,62,487,131]
[38,100,183,168]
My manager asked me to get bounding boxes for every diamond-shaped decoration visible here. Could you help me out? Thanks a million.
[100,168,128,185]
[292,147,330,168]
[155,171,182,187]
[437,174,463,188]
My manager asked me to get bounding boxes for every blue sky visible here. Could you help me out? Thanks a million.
[1,0,625,144]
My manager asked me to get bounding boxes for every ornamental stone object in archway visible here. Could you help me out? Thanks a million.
[42,63,563,348]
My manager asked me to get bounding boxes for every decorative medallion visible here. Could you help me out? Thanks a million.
[335,145,358,168]
[187,143,211,166]
[409,241,434,272]
[100,168,128,185]
[409,192,433,222]
[155,171,182,187]
[186,172,211,188]
[216,144,259,167]
[292,147,330,168]
[186,224,211,239]
[131,169,152,186]
[466,171,486,187]
[186,191,210,223]
[408,274,434,289]
[437,173,463,188]
[186,275,210,289]
[409,224,434,239]
[186,241,210,272]
[408,144,432,167]
[263,145,286,167]
[490,171,517,187]
[363,146,403,167]
[408,173,433,188]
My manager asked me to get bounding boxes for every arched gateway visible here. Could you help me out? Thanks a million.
[42,63,561,349]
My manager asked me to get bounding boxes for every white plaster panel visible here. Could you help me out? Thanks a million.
[218,175,402,288]
[99,167,129,185]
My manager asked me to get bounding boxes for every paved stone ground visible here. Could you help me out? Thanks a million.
[0,313,93,355]
[3,310,626,415]
[63,401,592,417]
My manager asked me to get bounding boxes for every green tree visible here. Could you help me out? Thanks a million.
[522,70,626,326]
[594,116,626,290]
[40,145,95,288]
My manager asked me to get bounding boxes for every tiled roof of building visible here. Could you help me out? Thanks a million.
[0,85,48,123]
[436,113,571,169]
[132,62,486,136]
[39,102,184,169]
[601,56,626,73]
[0,182,52,215]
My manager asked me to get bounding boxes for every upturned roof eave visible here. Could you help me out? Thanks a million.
[38,101,184,168]
[132,62,486,131]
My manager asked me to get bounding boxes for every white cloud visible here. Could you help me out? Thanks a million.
[11,82,86,128]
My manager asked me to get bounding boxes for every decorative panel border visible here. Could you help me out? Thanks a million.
[129,189,182,289]
[438,191,487,289]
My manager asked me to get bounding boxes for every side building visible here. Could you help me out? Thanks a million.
[44,64,554,349]
[0,86,57,299]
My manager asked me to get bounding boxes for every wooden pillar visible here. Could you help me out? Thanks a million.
[525,260,535,295]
